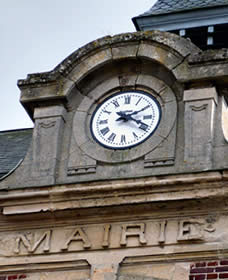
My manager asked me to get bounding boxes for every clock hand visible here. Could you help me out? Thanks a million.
[116,111,132,117]
[116,111,139,122]
[116,111,125,117]
[116,112,148,129]
[127,116,148,127]
[116,111,128,122]
[128,105,150,116]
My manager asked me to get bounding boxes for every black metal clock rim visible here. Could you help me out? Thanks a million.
[90,90,162,150]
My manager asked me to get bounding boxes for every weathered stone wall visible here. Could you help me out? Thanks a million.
[1,31,228,189]
[0,31,228,280]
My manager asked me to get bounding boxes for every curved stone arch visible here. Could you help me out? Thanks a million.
[57,31,199,99]
[54,30,199,78]
[18,31,198,114]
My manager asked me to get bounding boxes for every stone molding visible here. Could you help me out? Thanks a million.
[0,170,227,215]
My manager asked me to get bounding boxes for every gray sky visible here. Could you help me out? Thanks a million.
[0,0,156,131]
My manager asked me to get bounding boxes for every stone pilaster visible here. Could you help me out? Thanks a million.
[184,87,218,170]
[31,105,67,185]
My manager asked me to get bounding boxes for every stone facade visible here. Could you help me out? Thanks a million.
[0,30,228,280]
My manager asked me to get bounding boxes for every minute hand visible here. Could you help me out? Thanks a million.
[128,105,150,116]
[126,115,148,127]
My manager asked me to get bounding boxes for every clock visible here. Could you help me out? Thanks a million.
[90,90,161,149]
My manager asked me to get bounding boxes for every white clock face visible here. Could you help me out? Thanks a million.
[90,91,161,149]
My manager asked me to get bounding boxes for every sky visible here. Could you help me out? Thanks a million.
[0,0,156,131]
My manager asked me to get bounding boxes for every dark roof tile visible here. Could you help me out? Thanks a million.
[142,0,228,16]
[0,128,33,177]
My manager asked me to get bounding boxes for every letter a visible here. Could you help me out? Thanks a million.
[61,227,91,250]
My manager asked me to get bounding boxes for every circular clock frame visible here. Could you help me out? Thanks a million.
[90,90,162,150]
[72,75,177,164]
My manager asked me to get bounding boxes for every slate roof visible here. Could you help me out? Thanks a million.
[142,0,228,16]
[0,128,33,178]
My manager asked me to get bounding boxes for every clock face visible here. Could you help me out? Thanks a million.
[90,91,161,149]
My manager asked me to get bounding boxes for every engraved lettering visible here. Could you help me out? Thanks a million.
[62,227,91,250]
[177,220,204,241]
[158,220,167,244]
[120,223,147,246]
[7,217,216,257]
[14,230,51,254]
[102,224,111,248]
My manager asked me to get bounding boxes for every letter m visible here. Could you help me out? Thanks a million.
[14,230,51,254]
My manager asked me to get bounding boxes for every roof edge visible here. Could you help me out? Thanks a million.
[0,127,33,134]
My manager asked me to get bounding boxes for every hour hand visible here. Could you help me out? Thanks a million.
[116,111,132,117]
[116,111,125,117]
[116,111,148,127]
[116,111,128,122]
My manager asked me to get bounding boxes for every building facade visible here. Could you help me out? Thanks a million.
[0,1,228,280]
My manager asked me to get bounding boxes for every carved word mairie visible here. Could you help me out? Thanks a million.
[1,218,216,256]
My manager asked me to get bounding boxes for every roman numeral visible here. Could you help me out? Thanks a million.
[136,97,142,106]
[143,115,152,120]
[112,100,120,108]
[102,110,111,115]
[132,132,138,139]
[108,133,116,142]
[139,123,148,131]
[124,96,131,104]
[99,119,108,125]
[100,127,110,136]
[120,134,126,144]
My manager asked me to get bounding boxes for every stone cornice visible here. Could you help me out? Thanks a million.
[0,171,227,215]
